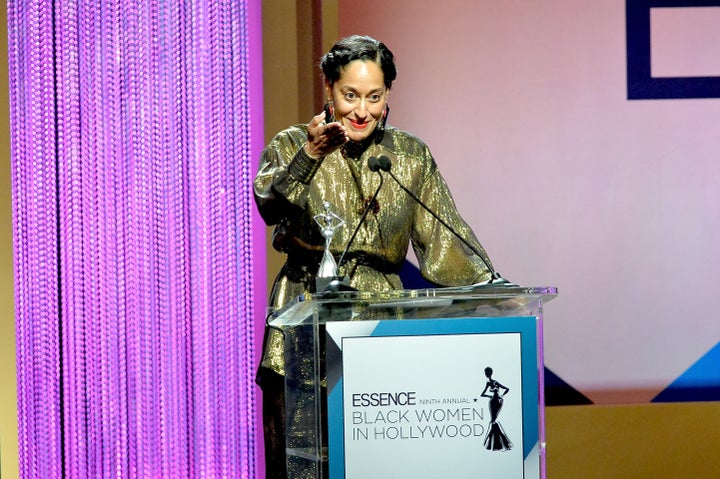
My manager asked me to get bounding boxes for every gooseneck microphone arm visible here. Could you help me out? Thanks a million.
[374,155,504,282]
[324,157,387,295]
[336,170,384,271]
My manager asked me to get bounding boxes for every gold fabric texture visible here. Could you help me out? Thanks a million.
[254,124,493,376]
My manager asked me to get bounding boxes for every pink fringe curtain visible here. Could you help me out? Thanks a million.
[8,0,262,477]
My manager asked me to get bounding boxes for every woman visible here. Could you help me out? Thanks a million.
[255,35,496,478]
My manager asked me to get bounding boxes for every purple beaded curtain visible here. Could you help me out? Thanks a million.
[8,0,262,477]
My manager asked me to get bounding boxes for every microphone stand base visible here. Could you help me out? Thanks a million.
[316,276,358,294]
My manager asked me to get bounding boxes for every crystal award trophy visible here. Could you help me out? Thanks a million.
[314,201,345,291]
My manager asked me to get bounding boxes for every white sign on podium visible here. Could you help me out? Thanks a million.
[326,316,540,479]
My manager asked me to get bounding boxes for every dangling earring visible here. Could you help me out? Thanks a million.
[324,101,335,122]
[375,104,389,144]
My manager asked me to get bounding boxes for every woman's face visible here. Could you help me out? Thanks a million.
[326,60,388,143]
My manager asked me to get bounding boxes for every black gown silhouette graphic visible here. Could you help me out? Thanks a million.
[481,367,512,451]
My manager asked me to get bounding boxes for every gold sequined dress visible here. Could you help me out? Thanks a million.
[254,123,493,478]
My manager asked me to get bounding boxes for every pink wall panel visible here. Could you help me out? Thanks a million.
[339,0,720,403]
[651,7,720,77]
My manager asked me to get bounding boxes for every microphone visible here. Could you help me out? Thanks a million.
[322,157,385,292]
[375,155,508,284]
[368,155,386,172]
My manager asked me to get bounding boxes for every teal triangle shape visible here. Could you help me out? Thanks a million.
[653,341,720,403]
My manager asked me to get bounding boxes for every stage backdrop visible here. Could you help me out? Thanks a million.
[339,0,720,405]
[8,0,265,477]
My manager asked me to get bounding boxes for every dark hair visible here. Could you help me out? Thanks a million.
[321,35,397,89]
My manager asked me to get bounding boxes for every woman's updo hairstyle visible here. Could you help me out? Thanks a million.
[321,35,397,89]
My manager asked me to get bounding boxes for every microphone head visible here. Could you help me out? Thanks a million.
[377,155,392,172]
[367,156,381,172]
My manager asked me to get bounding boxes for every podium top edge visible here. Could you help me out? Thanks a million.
[269,284,558,321]
[312,284,558,302]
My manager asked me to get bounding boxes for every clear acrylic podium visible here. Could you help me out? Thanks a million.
[268,284,557,479]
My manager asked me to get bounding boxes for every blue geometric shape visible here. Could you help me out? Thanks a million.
[544,367,593,406]
[653,341,720,402]
[398,259,436,289]
[626,0,720,100]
